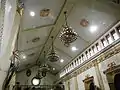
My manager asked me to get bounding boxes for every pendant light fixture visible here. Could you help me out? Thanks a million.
[39,51,50,77]
[47,36,59,62]
[59,11,78,47]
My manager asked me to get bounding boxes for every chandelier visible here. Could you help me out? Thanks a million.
[59,11,78,47]
[39,51,50,77]
[39,63,50,77]
[47,36,59,62]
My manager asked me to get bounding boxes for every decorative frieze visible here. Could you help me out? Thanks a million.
[104,50,115,59]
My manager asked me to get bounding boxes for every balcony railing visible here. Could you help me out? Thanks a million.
[60,21,120,78]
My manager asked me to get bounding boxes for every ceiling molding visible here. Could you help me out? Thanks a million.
[54,46,73,58]
[19,44,44,52]
[22,24,54,32]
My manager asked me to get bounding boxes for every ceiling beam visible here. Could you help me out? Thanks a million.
[22,24,54,32]
[36,0,78,63]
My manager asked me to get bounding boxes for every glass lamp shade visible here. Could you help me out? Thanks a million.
[31,77,41,86]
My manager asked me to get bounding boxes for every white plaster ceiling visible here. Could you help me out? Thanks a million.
[18,27,51,50]
[21,0,65,30]
[18,0,120,73]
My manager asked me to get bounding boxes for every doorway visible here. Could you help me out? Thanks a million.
[89,82,95,90]
[114,73,120,90]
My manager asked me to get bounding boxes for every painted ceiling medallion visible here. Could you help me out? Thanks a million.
[59,11,78,47]
[32,37,40,43]
[28,53,35,57]
[27,37,40,43]
[40,8,50,17]
[47,36,59,62]
[80,19,89,27]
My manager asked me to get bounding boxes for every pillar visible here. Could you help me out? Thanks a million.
[94,62,105,90]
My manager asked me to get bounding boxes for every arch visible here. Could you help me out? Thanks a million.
[89,82,95,90]
[114,73,120,90]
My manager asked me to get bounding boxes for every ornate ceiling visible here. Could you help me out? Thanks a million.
[17,0,120,74]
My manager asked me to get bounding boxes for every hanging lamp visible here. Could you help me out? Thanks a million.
[39,51,50,77]
[47,36,59,62]
[59,11,78,47]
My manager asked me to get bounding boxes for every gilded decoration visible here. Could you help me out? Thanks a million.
[103,63,120,90]
[83,75,95,90]
[103,62,120,75]
[17,0,24,16]
[83,75,93,83]
[40,9,50,17]
[104,50,115,59]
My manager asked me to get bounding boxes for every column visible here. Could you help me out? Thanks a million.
[74,76,78,90]
[64,81,68,90]
[94,62,105,90]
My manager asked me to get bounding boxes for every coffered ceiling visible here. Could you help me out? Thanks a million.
[17,0,120,73]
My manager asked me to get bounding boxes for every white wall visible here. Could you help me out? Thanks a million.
[64,67,99,90]
[63,51,120,90]
[98,52,120,90]
[76,67,99,90]
[69,77,76,90]
[1,0,17,56]
[0,4,20,89]
[16,66,57,85]
[0,71,7,89]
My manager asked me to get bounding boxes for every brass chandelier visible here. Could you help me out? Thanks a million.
[59,11,78,47]
[47,36,59,62]
[39,51,50,77]
[39,63,50,77]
